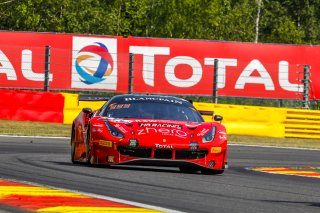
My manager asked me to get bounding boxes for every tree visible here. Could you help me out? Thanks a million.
[281,0,320,44]
[0,0,319,44]
[214,0,257,42]
[258,0,305,44]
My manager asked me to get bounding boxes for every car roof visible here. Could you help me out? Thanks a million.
[108,94,193,107]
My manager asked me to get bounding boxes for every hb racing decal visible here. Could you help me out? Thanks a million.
[139,123,182,129]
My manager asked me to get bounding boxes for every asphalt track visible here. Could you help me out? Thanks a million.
[0,136,319,213]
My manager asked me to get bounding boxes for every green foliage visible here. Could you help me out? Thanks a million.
[1,0,320,44]
[259,0,305,44]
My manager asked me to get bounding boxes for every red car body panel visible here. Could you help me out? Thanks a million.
[71,95,228,174]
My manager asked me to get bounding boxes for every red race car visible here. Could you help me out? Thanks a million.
[71,94,228,174]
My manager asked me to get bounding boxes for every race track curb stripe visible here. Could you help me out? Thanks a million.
[250,167,320,178]
[0,179,163,212]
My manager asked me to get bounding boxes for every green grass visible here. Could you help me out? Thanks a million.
[228,135,320,149]
[0,119,319,149]
[0,119,71,137]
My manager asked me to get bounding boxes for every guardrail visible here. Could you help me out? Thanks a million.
[194,102,320,139]
[193,102,286,138]
[284,109,320,139]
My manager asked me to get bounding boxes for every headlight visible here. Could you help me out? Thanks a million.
[202,126,216,143]
[105,121,124,139]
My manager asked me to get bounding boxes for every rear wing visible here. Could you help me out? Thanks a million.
[78,94,110,102]
[198,110,214,116]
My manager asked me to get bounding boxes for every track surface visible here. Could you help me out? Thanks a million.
[0,136,319,213]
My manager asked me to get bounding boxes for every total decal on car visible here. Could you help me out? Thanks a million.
[71,94,228,174]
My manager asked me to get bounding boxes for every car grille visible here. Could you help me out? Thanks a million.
[118,146,208,160]
[154,149,172,159]
[175,150,208,159]
[118,147,152,158]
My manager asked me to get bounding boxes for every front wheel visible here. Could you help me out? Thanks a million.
[85,131,92,165]
[85,129,98,165]
[71,129,76,164]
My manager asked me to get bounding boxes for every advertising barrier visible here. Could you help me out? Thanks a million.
[1,32,320,100]
[0,89,64,123]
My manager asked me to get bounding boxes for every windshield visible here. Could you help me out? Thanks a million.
[101,102,203,122]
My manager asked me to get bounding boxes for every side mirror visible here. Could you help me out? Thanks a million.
[214,115,223,122]
[82,108,92,114]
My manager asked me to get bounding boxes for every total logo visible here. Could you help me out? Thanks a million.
[129,46,303,92]
[155,144,173,149]
[75,42,113,84]
[71,37,117,89]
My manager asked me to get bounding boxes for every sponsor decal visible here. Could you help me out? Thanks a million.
[114,123,128,133]
[92,123,104,133]
[92,123,104,127]
[211,147,222,153]
[155,144,173,149]
[218,130,227,140]
[124,97,183,104]
[219,135,227,140]
[137,127,187,138]
[197,128,210,136]
[109,103,131,109]
[218,130,226,134]
[99,140,113,147]
[219,136,227,140]
[71,36,117,89]
[92,128,103,133]
[134,119,160,123]
[139,123,182,129]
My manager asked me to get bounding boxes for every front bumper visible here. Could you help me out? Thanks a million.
[92,141,227,170]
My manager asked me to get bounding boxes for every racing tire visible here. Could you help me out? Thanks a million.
[71,128,76,164]
[85,129,92,165]
[179,166,199,174]
[201,168,224,175]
